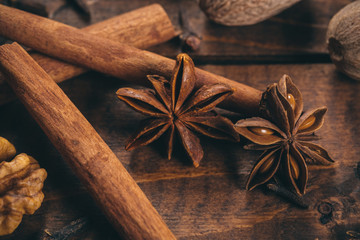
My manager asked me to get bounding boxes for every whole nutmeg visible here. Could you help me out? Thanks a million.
[199,0,301,26]
[327,1,360,81]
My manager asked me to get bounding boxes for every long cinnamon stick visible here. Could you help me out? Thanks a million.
[0,4,262,114]
[0,4,176,106]
[0,42,176,240]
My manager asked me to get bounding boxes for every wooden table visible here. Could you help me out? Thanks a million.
[0,0,359,239]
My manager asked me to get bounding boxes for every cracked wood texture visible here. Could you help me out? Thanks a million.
[0,0,359,239]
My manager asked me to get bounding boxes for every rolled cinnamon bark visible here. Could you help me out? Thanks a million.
[0,4,262,114]
[0,4,176,106]
[0,42,176,240]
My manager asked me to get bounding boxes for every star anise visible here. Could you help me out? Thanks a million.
[234,75,334,195]
[116,53,239,167]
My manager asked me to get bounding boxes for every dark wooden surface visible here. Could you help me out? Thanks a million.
[0,0,359,239]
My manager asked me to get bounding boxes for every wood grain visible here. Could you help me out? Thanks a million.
[1,0,351,63]
[0,4,176,106]
[0,62,358,239]
[0,1,359,239]
[0,4,262,114]
[143,0,351,62]
[0,43,175,240]
[44,0,351,64]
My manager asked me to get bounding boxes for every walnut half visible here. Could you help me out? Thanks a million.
[0,152,47,236]
[0,137,16,162]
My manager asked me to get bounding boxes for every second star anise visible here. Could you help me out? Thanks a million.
[116,53,239,167]
[234,75,334,195]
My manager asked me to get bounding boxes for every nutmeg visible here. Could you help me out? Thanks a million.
[327,1,360,81]
[199,0,301,26]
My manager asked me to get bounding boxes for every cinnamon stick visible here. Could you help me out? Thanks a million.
[0,4,262,114]
[0,42,176,240]
[0,4,176,106]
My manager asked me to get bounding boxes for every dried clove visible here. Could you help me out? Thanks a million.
[43,218,88,240]
[266,183,309,209]
[179,3,202,52]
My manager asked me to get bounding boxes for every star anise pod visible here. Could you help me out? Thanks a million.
[234,75,334,195]
[116,53,239,167]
